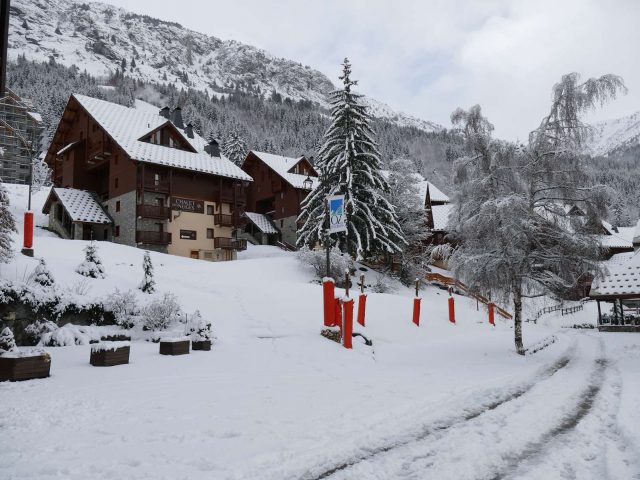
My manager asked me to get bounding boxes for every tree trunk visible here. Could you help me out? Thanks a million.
[513,283,525,355]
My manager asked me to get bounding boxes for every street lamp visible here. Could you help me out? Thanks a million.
[303,175,313,190]
[0,119,35,257]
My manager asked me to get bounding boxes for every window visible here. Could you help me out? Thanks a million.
[55,204,63,221]
[155,197,164,206]
[203,251,213,260]
[154,173,160,186]
[207,228,214,239]
[280,220,284,228]
[169,137,175,148]
[206,205,214,215]
[280,192,284,199]
[114,177,119,189]
[115,225,120,237]
[115,201,121,212]
[155,223,164,233]
[180,229,197,240]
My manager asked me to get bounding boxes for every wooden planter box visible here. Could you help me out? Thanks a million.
[90,344,130,367]
[0,353,51,382]
[159,340,190,356]
[192,340,211,351]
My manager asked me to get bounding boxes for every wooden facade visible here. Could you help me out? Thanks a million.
[44,95,249,260]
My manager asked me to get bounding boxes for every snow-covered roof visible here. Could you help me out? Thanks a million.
[27,111,42,123]
[57,140,81,156]
[598,233,634,250]
[72,94,251,182]
[250,151,318,190]
[44,187,112,224]
[416,178,449,204]
[431,204,453,231]
[244,212,279,234]
[591,252,640,298]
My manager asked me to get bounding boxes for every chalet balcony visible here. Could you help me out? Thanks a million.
[87,141,112,163]
[136,231,172,245]
[137,204,171,220]
[214,187,247,206]
[214,213,234,227]
[233,239,247,251]
[140,179,170,193]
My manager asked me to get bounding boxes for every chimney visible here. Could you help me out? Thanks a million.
[204,138,220,157]
[171,106,184,129]
[159,106,170,119]
[185,123,194,138]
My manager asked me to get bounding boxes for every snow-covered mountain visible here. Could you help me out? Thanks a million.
[7,0,442,133]
[586,111,640,156]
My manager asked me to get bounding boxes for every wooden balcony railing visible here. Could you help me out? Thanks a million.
[140,179,170,193]
[214,187,247,206]
[233,239,247,251]
[214,213,234,227]
[87,141,112,161]
[137,204,171,220]
[136,231,172,245]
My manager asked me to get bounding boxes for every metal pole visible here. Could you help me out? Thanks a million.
[345,269,350,298]
[325,207,330,278]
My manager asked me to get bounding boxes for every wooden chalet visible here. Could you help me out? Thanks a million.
[241,151,318,247]
[44,94,252,261]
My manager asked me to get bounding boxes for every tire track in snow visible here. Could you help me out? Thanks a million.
[488,355,609,480]
[306,345,576,480]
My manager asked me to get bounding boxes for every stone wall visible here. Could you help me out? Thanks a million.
[104,190,137,247]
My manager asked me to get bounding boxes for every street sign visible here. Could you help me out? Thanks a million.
[327,195,347,233]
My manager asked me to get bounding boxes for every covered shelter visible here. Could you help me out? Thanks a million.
[589,253,640,332]
[242,212,279,245]
[42,187,113,241]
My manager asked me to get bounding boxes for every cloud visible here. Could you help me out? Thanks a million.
[102,0,640,140]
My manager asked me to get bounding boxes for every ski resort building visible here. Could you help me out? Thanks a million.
[418,179,452,246]
[241,151,319,247]
[43,94,252,261]
[0,88,43,184]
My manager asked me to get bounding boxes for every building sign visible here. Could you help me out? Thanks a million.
[180,229,197,240]
[327,195,347,233]
[171,197,204,214]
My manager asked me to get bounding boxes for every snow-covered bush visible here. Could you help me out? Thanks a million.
[141,293,182,331]
[32,258,55,287]
[297,246,353,286]
[76,242,105,279]
[0,182,16,264]
[40,324,101,346]
[371,274,394,294]
[24,320,58,345]
[105,289,140,328]
[184,310,212,341]
[139,251,156,293]
[0,327,18,353]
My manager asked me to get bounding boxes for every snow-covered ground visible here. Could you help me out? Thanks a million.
[1,184,639,479]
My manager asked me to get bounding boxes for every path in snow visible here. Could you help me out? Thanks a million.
[234,332,636,480]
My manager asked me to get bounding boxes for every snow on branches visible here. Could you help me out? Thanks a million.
[0,182,16,264]
[139,251,156,294]
[297,58,405,260]
[76,242,105,279]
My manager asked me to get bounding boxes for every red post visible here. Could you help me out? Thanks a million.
[413,297,421,326]
[343,298,353,349]
[448,296,456,324]
[357,294,367,326]
[323,278,335,327]
[23,211,33,249]
[334,297,342,328]
[488,302,495,326]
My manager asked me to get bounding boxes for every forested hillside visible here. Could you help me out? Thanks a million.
[7,56,461,188]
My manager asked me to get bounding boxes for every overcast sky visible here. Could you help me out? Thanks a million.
[100,0,639,140]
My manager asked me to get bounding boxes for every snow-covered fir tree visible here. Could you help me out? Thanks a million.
[184,310,212,342]
[75,242,105,278]
[297,58,405,260]
[32,258,55,287]
[0,327,17,353]
[139,251,156,293]
[0,181,16,263]
[222,128,247,166]
[449,73,626,354]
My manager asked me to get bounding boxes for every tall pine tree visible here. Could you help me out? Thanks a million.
[222,129,247,166]
[297,58,405,260]
[139,251,156,293]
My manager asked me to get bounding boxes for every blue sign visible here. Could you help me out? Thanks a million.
[327,195,347,233]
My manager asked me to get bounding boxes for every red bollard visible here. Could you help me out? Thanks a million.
[488,302,495,326]
[323,278,335,327]
[413,297,421,326]
[357,294,367,326]
[448,296,456,324]
[334,297,342,328]
[23,211,34,249]
[343,298,354,349]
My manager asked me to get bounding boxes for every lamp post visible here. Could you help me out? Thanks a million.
[0,119,35,256]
